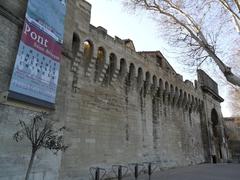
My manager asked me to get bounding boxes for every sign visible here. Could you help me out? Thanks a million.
[9,0,67,105]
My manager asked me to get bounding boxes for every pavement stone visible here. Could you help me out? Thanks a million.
[122,163,240,180]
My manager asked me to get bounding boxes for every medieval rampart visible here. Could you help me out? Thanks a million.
[0,0,229,179]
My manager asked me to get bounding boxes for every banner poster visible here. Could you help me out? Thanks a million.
[9,0,67,105]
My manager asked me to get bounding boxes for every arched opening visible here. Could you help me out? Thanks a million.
[170,84,174,104]
[106,53,117,85]
[152,75,157,93]
[144,72,151,95]
[72,32,80,57]
[175,87,178,96]
[145,72,150,82]
[164,81,169,104]
[183,92,187,107]
[95,47,105,81]
[157,78,163,98]
[187,94,191,108]
[165,81,169,93]
[159,79,163,91]
[83,40,93,72]
[195,97,198,109]
[174,87,179,105]
[128,63,136,87]
[211,108,222,163]
[119,58,127,80]
[137,67,143,89]
[179,89,183,99]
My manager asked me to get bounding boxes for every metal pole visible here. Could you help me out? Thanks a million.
[95,168,100,180]
[148,163,152,180]
[134,164,138,179]
[118,165,122,180]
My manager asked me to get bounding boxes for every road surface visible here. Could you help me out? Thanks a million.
[123,163,240,180]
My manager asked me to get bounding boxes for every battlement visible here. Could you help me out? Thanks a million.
[67,0,200,98]
[73,20,202,103]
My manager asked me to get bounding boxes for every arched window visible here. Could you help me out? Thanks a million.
[183,92,187,106]
[174,87,179,105]
[195,97,198,110]
[178,89,183,106]
[159,79,163,91]
[145,72,151,83]
[119,58,127,79]
[97,47,105,63]
[145,72,151,90]
[110,53,117,76]
[105,53,117,85]
[95,47,105,81]
[165,81,169,92]
[163,81,169,104]
[179,89,183,98]
[72,33,80,57]
[128,63,136,86]
[191,95,194,108]
[170,84,174,96]
[187,94,191,108]
[83,40,93,71]
[137,67,143,89]
[152,75,157,89]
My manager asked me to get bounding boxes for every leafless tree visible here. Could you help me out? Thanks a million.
[229,88,240,116]
[218,0,240,32]
[13,112,68,180]
[123,0,240,87]
[225,48,240,115]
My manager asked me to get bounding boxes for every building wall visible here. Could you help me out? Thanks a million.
[224,118,240,161]
[0,0,228,179]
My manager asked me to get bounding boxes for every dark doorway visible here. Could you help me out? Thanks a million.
[211,109,222,163]
[212,155,217,164]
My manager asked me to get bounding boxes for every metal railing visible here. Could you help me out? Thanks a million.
[89,167,107,180]
[128,163,145,179]
[89,161,163,179]
[112,164,129,180]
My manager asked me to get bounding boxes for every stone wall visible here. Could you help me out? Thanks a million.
[0,0,228,179]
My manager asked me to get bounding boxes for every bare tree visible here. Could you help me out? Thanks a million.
[218,0,240,32]
[13,112,68,180]
[225,48,240,115]
[229,86,240,116]
[123,0,240,87]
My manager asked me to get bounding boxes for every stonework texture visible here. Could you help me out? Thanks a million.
[0,0,229,179]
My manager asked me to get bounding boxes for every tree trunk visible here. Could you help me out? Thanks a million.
[25,149,36,180]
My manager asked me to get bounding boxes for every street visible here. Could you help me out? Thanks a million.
[124,163,240,180]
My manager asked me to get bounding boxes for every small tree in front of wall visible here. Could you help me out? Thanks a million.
[13,112,68,180]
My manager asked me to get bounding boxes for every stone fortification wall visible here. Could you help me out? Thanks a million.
[0,0,227,179]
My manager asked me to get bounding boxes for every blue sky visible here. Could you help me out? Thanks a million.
[87,0,185,76]
[87,0,230,116]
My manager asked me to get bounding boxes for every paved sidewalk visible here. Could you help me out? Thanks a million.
[124,163,240,180]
